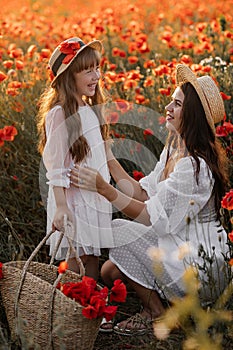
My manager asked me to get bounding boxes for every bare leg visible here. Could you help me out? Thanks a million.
[67,257,81,274]
[101,259,126,287]
[81,255,99,281]
[101,259,165,332]
[68,255,99,281]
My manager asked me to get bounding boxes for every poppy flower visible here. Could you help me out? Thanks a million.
[107,112,119,124]
[82,304,99,319]
[221,190,233,211]
[0,262,3,279]
[216,125,228,137]
[103,305,118,322]
[220,92,231,100]
[109,279,127,303]
[2,125,18,141]
[0,71,7,82]
[58,261,68,274]
[115,99,131,113]
[143,128,154,138]
[228,231,233,243]
[58,276,127,320]
[133,170,145,181]
[59,41,81,64]
[128,56,138,64]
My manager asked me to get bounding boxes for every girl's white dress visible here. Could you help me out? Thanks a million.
[43,105,114,259]
[109,148,228,303]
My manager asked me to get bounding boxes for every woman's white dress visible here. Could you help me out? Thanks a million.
[43,105,114,259]
[110,148,228,303]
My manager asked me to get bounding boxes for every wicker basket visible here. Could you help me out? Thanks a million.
[0,230,102,350]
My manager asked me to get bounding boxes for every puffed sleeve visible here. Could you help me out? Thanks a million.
[42,106,71,188]
[145,157,214,235]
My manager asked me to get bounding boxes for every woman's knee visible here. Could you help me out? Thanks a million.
[101,260,124,286]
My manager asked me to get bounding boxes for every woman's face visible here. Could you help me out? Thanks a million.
[165,87,184,133]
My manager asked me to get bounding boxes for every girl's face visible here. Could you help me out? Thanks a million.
[165,87,184,133]
[75,63,101,105]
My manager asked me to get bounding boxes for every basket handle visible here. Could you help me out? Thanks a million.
[14,221,85,346]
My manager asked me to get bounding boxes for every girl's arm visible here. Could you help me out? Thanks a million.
[70,166,151,226]
[106,146,148,202]
[52,186,73,231]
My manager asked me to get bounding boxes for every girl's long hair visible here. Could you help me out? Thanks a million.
[37,46,109,163]
[166,82,228,219]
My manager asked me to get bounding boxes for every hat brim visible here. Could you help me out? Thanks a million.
[176,64,216,132]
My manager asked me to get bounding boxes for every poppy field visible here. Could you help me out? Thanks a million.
[0,0,233,348]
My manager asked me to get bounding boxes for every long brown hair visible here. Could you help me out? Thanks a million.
[37,46,109,163]
[167,82,228,218]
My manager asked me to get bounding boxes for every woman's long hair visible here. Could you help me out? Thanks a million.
[37,46,109,163]
[166,82,228,219]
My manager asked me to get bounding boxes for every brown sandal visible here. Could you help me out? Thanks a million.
[113,313,153,336]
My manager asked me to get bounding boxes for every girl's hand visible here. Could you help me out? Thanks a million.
[70,164,106,193]
[52,206,73,232]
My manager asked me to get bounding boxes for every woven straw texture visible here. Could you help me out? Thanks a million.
[0,227,102,350]
[0,261,102,350]
[176,64,225,133]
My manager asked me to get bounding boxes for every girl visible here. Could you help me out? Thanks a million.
[37,37,113,280]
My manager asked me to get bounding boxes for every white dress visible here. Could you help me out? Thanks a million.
[109,148,228,303]
[43,105,114,259]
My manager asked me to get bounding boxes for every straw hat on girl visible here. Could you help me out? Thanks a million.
[48,37,102,86]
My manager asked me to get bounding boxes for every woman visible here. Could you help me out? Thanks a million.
[70,64,229,335]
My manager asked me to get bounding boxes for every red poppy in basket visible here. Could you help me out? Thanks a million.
[57,274,127,320]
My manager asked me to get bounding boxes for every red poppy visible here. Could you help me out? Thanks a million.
[158,116,166,125]
[128,56,138,64]
[143,128,154,138]
[89,295,106,316]
[0,71,7,82]
[58,261,68,274]
[228,231,233,243]
[221,190,233,211]
[59,41,81,64]
[2,126,18,141]
[0,262,3,279]
[133,170,145,181]
[107,112,119,124]
[115,99,131,113]
[159,87,171,96]
[82,304,99,319]
[110,279,127,303]
[216,125,228,137]
[103,305,118,322]
[220,92,231,100]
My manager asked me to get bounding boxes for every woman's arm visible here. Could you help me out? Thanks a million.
[70,165,151,226]
[105,145,148,202]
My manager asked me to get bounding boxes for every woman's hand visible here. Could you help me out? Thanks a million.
[52,206,73,232]
[70,164,107,193]
[104,139,115,162]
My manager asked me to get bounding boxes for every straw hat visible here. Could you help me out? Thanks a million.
[49,37,102,85]
[176,64,225,133]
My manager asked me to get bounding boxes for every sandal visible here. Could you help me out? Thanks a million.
[113,313,153,336]
[99,317,114,333]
